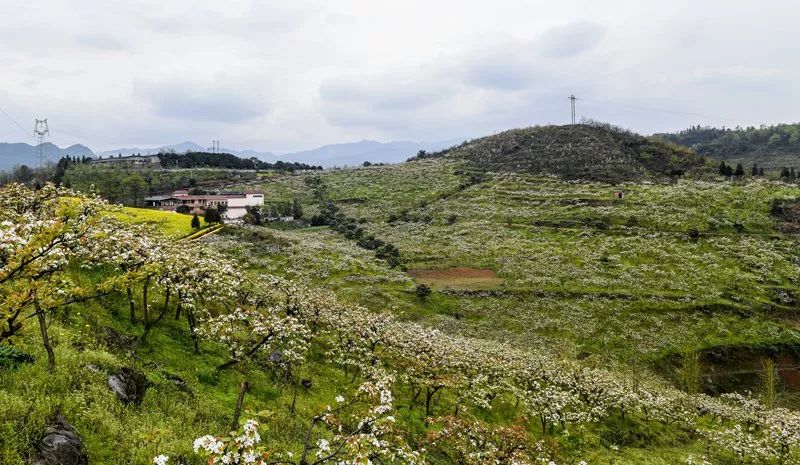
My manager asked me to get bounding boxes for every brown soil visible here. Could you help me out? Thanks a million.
[408,268,499,279]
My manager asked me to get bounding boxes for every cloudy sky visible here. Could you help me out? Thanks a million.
[0,0,797,153]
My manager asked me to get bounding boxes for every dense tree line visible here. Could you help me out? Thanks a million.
[158,151,322,171]
[659,123,800,159]
[311,202,402,268]
[0,155,92,186]
[243,199,303,226]
[780,167,800,182]
[61,164,255,206]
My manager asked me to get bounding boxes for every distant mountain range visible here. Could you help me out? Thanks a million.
[277,139,460,167]
[100,139,459,167]
[0,142,94,170]
[0,137,463,171]
[97,142,279,161]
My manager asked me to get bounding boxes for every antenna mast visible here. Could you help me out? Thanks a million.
[34,118,49,167]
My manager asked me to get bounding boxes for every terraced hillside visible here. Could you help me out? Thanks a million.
[420,123,709,182]
[237,157,800,397]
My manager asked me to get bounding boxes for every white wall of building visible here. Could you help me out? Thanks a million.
[224,193,264,220]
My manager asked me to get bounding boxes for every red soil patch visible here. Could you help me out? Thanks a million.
[407,268,503,290]
[408,268,499,279]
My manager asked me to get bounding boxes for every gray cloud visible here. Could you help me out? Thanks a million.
[538,21,605,58]
[75,33,129,51]
[135,80,269,123]
[0,0,798,152]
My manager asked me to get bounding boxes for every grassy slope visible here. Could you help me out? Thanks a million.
[0,291,363,464]
[5,162,800,463]
[241,161,800,367]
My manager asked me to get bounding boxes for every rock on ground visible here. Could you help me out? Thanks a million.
[107,367,150,405]
[32,413,88,465]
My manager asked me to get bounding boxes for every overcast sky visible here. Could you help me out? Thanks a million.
[0,0,797,153]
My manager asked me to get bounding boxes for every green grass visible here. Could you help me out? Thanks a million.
[0,288,380,464]
[7,158,800,463]
[230,161,800,368]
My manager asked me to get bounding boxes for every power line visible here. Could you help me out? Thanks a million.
[583,98,765,127]
[0,103,32,138]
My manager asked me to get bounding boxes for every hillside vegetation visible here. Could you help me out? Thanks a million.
[658,123,800,170]
[419,123,707,182]
[7,122,800,465]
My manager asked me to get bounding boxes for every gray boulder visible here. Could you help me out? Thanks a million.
[107,367,149,405]
[32,413,88,465]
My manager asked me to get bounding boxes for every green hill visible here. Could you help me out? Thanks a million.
[657,123,800,170]
[422,123,707,182]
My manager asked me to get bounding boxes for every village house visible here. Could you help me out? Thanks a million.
[144,190,264,220]
[89,154,161,167]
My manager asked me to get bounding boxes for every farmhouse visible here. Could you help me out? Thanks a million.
[89,154,161,167]
[144,190,263,220]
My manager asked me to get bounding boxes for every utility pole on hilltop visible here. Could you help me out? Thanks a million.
[34,119,49,167]
[568,94,578,125]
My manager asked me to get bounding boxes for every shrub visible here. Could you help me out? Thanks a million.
[415,284,432,299]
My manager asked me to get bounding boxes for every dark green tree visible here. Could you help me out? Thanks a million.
[292,198,303,220]
[415,283,432,299]
[724,164,734,177]
[242,206,263,225]
[191,214,201,229]
[204,207,223,224]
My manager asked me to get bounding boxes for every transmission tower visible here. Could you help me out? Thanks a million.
[568,94,577,125]
[34,119,49,167]
[209,140,220,153]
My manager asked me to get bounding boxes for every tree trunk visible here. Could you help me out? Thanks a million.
[231,380,249,432]
[142,276,151,331]
[425,387,441,416]
[174,291,182,320]
[187,309,200,354]
[35,299,55,371]
[290,380,299,415]
[127,286,136,324]
[163,287,170,314]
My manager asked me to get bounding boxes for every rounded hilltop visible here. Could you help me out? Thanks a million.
[420,122,709,182]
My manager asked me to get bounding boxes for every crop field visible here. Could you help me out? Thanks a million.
[407,268,504,290]
[240,159,800,388]
[111,207,206,237]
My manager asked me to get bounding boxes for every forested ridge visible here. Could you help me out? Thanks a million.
[657,123,800,168]
[157,151,322,171]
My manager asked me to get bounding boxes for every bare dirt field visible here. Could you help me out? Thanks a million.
[408,267,503,290]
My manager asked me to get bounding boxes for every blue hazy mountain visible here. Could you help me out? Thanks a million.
[279,139,461,167]
[0,142,94,170]
[100,139,461,167]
